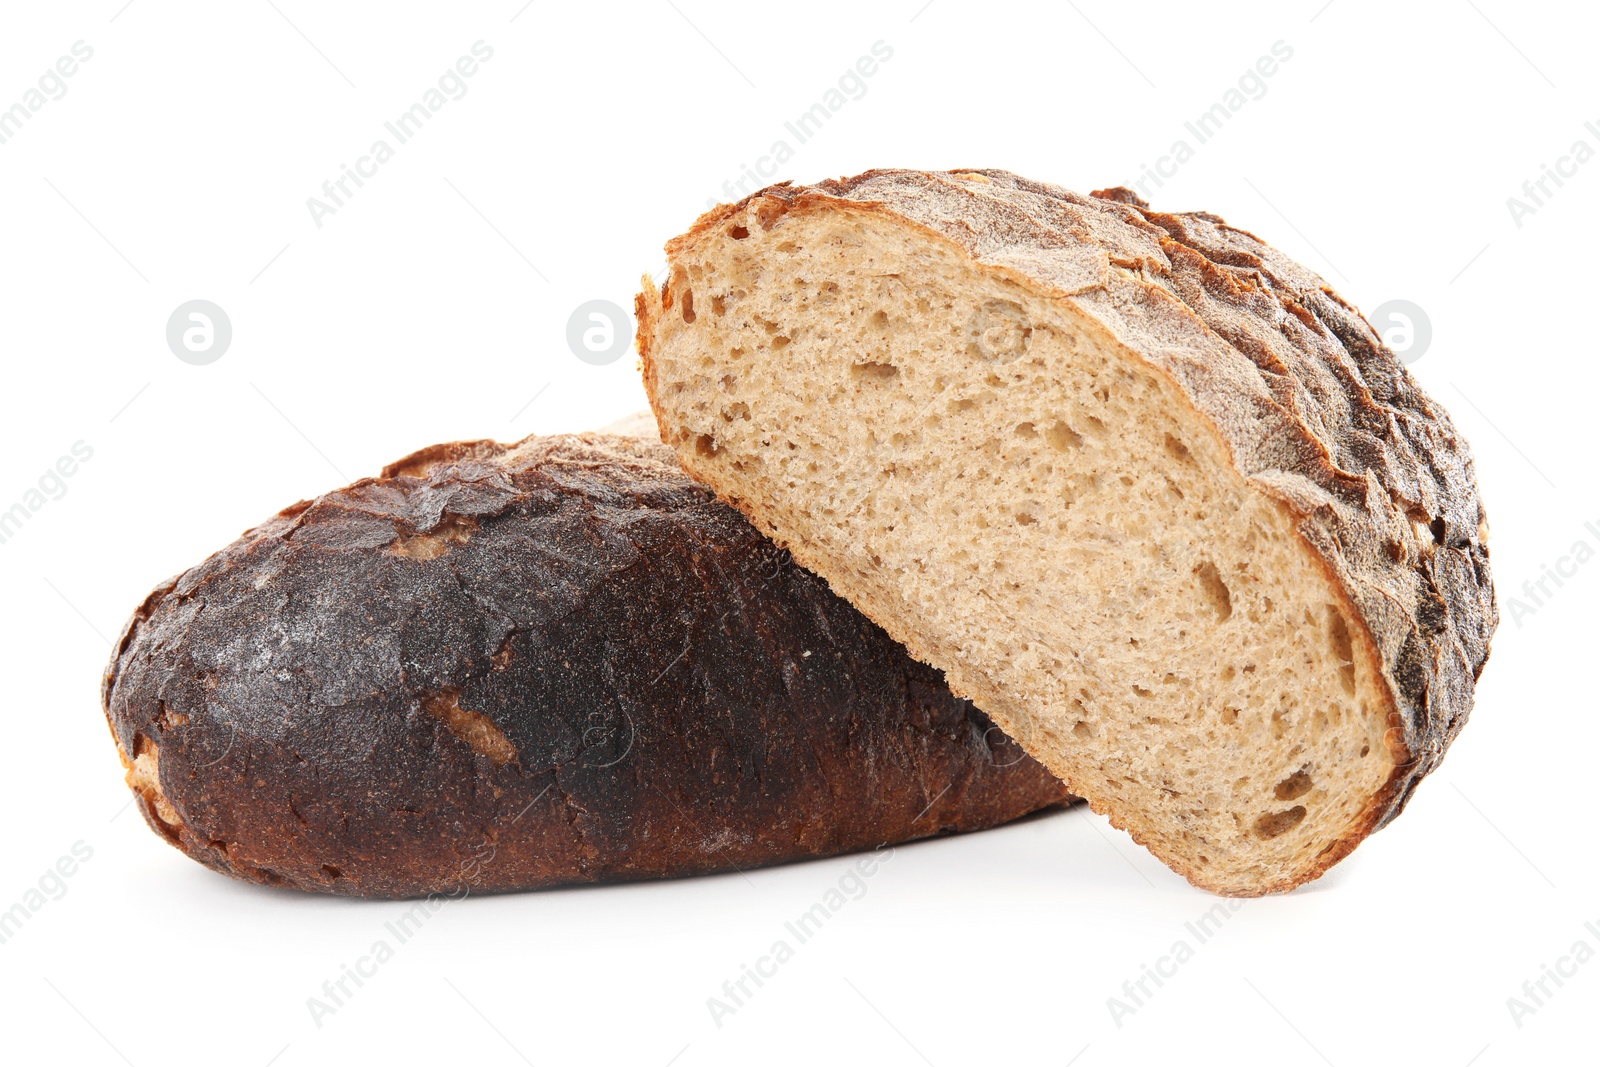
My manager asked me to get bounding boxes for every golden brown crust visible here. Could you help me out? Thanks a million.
[102,432,1071,898]
[639,169,1497,894]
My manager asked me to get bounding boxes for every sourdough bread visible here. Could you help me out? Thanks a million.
[103,431,1070,898]
[637,169,1497,895]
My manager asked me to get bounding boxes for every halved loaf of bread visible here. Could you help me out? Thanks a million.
[637,169,1497,895]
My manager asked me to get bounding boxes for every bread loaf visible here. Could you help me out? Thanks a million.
[102,431,1071,898]
[637,169,1497,895]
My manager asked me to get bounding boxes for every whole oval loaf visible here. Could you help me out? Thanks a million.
[102,432,1070,898]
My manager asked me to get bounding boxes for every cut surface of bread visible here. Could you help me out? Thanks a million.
[638,169,1497,895]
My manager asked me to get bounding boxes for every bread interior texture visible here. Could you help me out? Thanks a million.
[644,201,1401,894]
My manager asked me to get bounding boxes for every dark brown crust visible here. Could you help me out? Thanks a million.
[102,433,1071,898]
[638,168,1497,894]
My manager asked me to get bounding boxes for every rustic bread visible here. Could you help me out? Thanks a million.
[102,430,1071,898]
[636,169,1497,895]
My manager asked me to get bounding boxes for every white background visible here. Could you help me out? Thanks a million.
[1,1,1595,1064]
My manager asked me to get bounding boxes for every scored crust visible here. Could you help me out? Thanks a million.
[637,169,1497,894]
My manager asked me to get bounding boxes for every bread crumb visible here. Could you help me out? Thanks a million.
[423,688,518,765]
[125,735,183,831]
[389,515,479,559]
